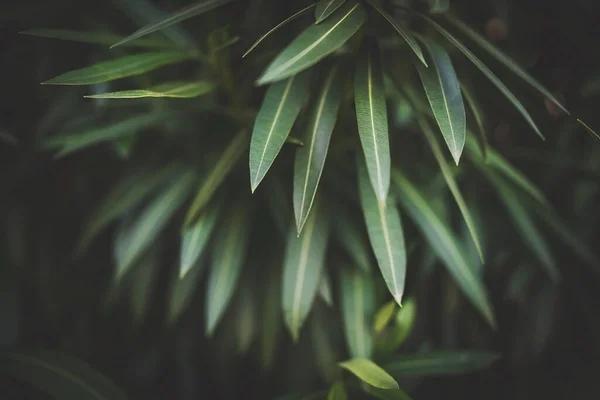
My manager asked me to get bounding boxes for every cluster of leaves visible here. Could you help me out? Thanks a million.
[3,0,599,398]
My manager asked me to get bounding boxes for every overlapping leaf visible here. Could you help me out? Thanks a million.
[179,203,221,278]
[85,81,216,99]
[315,0,347,24]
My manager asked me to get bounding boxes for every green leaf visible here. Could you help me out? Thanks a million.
[0,350,128,400]
[355,39,391,202]
[367,0,427,67]
[20,28,172,48]
[206,203,250,335]
[358,158,406,306]
[485,172,559,282]
[334,207,373,272]
[315,0,347,24]
[363,386,413,400]
[339,358,399,390]
[257,1,366,84]
[445,15,569,115]
[340,268,374,359]
[179,203,220,278]
[418,117,484,262]
[42,52,190,85]
[250,70,312,192]
[460,84,488,160]
[294,65,345,233]
[85,81,216,99]
[168,257,204,324]
[117,171,196,278]
[243,4,316,58]
[415,38,466,165]
[311,305,343,382]
[260,264,282,371]
[185,131,247,226]
[577,118,600,140]
[422,16,544,139]
[327,382,348,400]
[393,169,495,327]
[428,0,450,14]
[375,297,416,352]
[383,351,500,376]
[318,273,334,306]
[374,300,396,333]
[111,0,236,48]
[282,198,330,340]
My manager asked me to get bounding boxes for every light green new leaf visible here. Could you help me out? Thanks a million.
[358,158,406,306]
[42,52,190,85]
[85,81,216,99]
[294,65,345,233]
[461,84,488,160]
[118,171,196,278]
[355,40,391,202]
[0,350,128,400]
[282,198,330,340]
[327,382,348,400]
[179,203,221,278]
[374,300,396,333]
[375,298,416,352]
[445,15,569,115]
[340,268,374,359]
[422,16,544,139]
[111,0,236,48]
[334,207,372,272]
[485,172,559,282]
[367,0,427,67]
[418,117,483,262]
[257,1,366,84]
[393,169,495,326]
[415,38,466,165]
[250,70,312,192]
[21,28,172,48]
[206,204,250,335]
[428,0,450,14]
[185,131,247,226]
[383,351,500,376]
[339,358,399,390]
[315,0,347,24]
[243,4,316,58]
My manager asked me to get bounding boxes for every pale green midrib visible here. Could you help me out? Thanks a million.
[377,199,400,302]
[264,3,360,79]
[433,43,459,158]
[354,274,367,358]
[254,76,295,186]
[367,54,384,198]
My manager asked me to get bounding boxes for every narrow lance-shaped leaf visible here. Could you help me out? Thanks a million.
[85,81,216,99]
[383,351,500,377]
[294,65,345,233]
[21,28,172,48]
[179,202,221,278]
[243,4,316,58]
[315,0,347,24]
[393,169,495,327]
[445,15,569,115]
[206,203,250,335]
[367,0,428,67]
[282,198,330,340]
[250,70,312,192]
[42,52,190,85]
[374,300,396,333]
[260,263,282,371]
[111,0,236,48]
[185,131,247,226]
[418,116,484,262]
[334,207,373,272]
[415,37,466,165]
[339,358,399,390]
[355,39,391,202]
[358,157,406,306]
[318,272,334,306]
[460,84,488,160]
[257,0,366,84]
[340,268,374,359]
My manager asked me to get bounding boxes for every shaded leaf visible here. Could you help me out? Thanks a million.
[363,385,413,400]
[334,207,373,272]
[260,263,283,371]
[340,268,374,359]
[383,351,500,376]
[460,84,488,160]
[21,28,171,48]
[179,202,221,278]
[339,358,399,390]
[327,382,348,400]
[316,0,347,24]
[428,0,450,14]
[85,81,216,99]
[577,118,600,140]
[168,258,204,324]
[318,273,334,306]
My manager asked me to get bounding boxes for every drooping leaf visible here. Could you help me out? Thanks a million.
[0,350,128,400]
[358,158,406,306]
[85,81,216,99]
[367,0,427,67]
[340,268,374,359]
[179,202,221,278]
[460,84,488,160]
[393,169,495,326]
[383,351,500,376]
[206,203,250,335]
[315,0,347,24]
[374,301,396,333]
[415,37,466,165]
[334,207,373,272]
[243,4,316,58]
[418,116,483,262]
[355,39,391,202]
[327,382,348,400]
[42,52,190,85]
[294,65,345,233]
[111,0,236,48]
[427,0,450,14]
[21,28,172,48]
[250,70,312,192]
[185,131,247,226]
[445,15,569,115]
[282,198,330,340]
[339,358,399,390]
[257,0,366,84]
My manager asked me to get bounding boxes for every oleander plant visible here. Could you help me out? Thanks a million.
[2,0,600,398]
